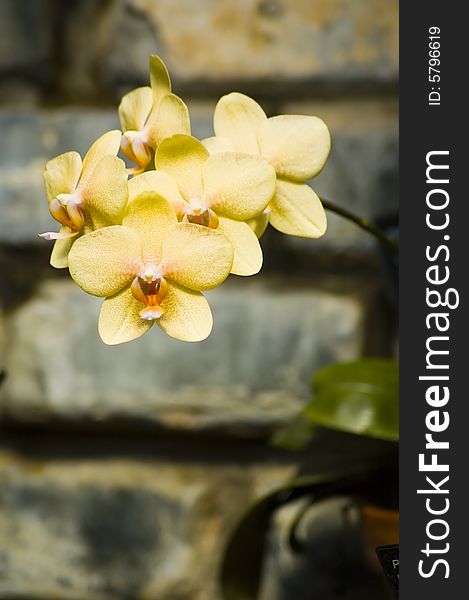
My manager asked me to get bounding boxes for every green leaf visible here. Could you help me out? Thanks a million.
[271,414,317,450]
[305,359,399,441]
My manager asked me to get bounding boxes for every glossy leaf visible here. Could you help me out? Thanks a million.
[305,359,399,441]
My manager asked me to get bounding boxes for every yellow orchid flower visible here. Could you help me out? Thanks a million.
[41,130,128,269]
[118,55,190,174]
[205,92,331,239]
[147,134,276,276]
[68,192,234,344]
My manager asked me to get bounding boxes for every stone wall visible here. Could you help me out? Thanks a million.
[0,1,398,598]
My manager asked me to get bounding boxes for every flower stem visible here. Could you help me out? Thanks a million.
[320,198,399,253]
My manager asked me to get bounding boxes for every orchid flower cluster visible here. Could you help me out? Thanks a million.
[41,56,331,345]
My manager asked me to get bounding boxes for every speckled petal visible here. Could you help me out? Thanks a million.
[128,171,185,216]
[99,286,153,345]
[68,226,141,297]
[82,155,128,230]
[158,282,213,342]
[155,135,209,201]
[203,152,276,220]
[123,192,178,263]
[79,130,122,188]
[202,136,235,155]
[248,211,270,238]
[146,93,191,148]
[269,179,327,238]
[49,227,79,269]
[214,92,267,154]
[258,115,331,181]
[118,86,153,132]
[162,222,233,291]
[217,216,263,276]
[149,54,171,104]
[44,151,82,203]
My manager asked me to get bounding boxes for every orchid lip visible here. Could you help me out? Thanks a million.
[49,191,85,232]
[140,306,164,321]
[183,201,219,229]
[140,126,151,144]
[131,267,169,322]
[121,130,152,168]
[56,190,83,206]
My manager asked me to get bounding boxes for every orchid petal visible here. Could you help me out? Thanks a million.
[258,115,331,181]
[81,155,128,231]
[118,86,153,132]
[128,171,185,215]
[155,135,209,201]
[248,212,270,238]
[49,227,79,269]
[269,179,327,238]
[80,130,122,188]
[217,216,263,276]
[158,282,213,342]
[68,226,141,297]
[149,54,171,105]
[123,192,178,263]
[203,152,276,220]
[146,93,191,148]
[99,286,153,345]
[214,92,267,154]
[44,151,82,203]
[202,136,234,155]
[162,222,233,291]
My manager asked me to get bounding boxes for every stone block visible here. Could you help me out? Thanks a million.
[0,81,40,107]
[0,279,363,433]
[0,449,294,599]
[0,1,51,79]
[103,0,398,91]
[0,0,398,101]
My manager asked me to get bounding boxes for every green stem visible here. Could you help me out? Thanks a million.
[320,198,399,253]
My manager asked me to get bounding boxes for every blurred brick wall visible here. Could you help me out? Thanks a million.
[0,1,398,598]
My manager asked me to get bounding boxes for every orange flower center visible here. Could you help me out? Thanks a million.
[183,198,219,228]
[131,267,168,321]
